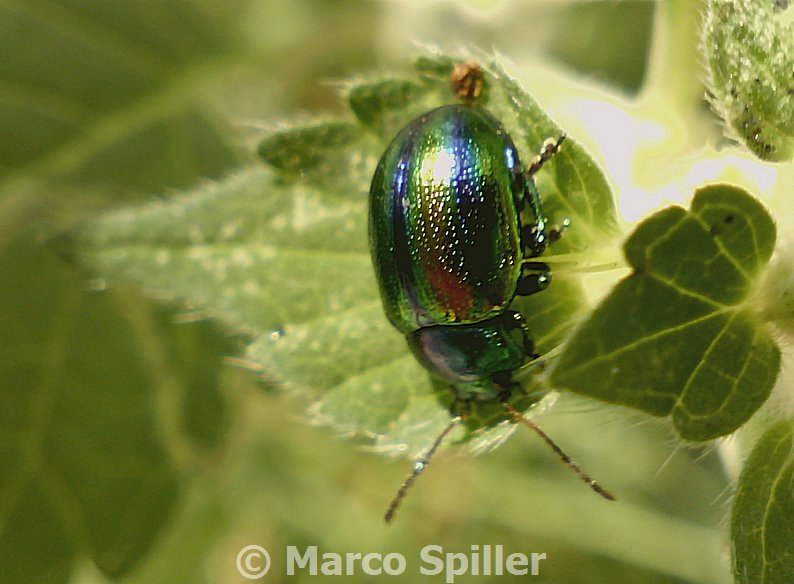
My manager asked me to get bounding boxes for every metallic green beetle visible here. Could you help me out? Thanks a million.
[369,103,555,401]
[369,70,613,522]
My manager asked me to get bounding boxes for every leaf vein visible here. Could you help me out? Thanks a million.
[560,307,732,379]
[673,312,736,418]
[759,433,793,583]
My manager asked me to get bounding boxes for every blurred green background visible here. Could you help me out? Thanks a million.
[0,1,734,583]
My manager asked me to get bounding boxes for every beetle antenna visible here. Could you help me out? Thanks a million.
[526,134,566,177]
[384,415,462,523]
[502,402,615,501]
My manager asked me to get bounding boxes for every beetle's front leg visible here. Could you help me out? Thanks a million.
[526,134,566,178]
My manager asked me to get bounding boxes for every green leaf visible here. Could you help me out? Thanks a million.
[0,237,179,581]
[0,0,242,195]
[154,308,237,455]
[79,51,617,455]
[551,184,780,440]
[542,0,655,94]
[703,0,794,161]
[485,63,621,251]
[0,2,286,581]
[346,77,433,139]
[79,167,370,335]
[732,420,794,584]
[257,120,375,194]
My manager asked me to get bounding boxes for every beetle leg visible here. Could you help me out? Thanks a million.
[526,134,566,178]
[521,223,548,258]
[517,261,551,296]
[502,310,538,360]
[547,217,571,246]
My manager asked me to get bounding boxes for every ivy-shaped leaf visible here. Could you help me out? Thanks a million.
[703,0,794,161]
[78,52,618,456]
[732,420,794,584]
[551,184,780,440]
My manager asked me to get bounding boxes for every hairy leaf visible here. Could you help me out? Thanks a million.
[551,184,779,440]
[703,0,794,161]
[732,420,794,584]
[80,52,618,455]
